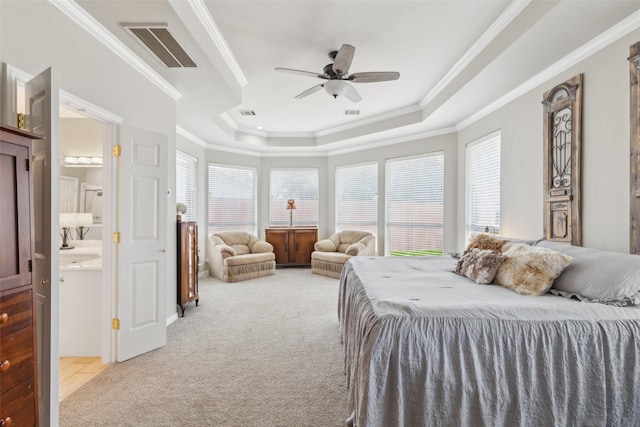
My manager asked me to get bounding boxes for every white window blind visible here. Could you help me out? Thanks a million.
[466,133,501,239]
[336,163,378,245]
[208,164,257,235]
[385,153,444,256]
[176,150,197,222]
[270,169,319,226]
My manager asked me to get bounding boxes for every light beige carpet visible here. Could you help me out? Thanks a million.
[59,268,349,426]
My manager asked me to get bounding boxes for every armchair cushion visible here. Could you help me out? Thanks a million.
[314,239,337,252]
[215,244,236,259]
[252,241,274,254]
[346,242,367,256]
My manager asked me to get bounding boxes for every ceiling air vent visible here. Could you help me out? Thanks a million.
[238,110,256,116]
[123,24,197,68]
[344,109,361,116]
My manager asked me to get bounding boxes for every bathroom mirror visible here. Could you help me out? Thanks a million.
[80,183,103,225]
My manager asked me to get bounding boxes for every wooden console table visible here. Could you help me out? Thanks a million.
[265,227,318,266]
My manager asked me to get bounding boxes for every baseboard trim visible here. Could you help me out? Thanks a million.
[166,312,179,326]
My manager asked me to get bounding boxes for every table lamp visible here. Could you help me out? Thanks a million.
[286,199,296,228]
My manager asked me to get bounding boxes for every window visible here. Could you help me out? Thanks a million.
[466,132,501,240]
[385,153,444,256]
[176,150,197,222]
[336,163,378,246]
[270,169,319,226]
[208,164,257,235]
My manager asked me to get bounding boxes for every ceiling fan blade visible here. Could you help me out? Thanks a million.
[275,67,326,79]
[332,44,355,76]
[295,84,324,99]
[343,82,361,103]
[347,71,400,83]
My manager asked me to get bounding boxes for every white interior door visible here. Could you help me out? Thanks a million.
[26,67,60,426]
[116,125,167,361]
[59,175,78,213]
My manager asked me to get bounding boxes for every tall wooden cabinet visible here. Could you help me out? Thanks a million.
[265,227,318,266]
[177,219,199,317]
[0,125,40,426]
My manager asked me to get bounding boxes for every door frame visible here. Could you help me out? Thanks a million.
[8,64,124,365]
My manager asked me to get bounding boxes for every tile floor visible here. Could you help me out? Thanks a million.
[59,357,109,401]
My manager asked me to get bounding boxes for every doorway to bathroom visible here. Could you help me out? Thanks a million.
[57,105,109,399]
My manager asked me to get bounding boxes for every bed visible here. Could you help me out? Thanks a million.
[338,250,640,427]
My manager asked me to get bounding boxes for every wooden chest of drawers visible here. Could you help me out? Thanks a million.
[0,281,38,427]
[1,126,39,426]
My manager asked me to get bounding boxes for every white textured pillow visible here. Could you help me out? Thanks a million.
[536,240,640,306]
[494,243,573,296]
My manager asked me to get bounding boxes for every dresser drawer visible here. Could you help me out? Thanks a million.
[0,376,36,427]
[0,289,33,338]
[0,325,35,393]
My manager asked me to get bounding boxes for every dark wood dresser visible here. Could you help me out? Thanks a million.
[177,219,199,317]
[1,125,40,426]
[265,227,318,266]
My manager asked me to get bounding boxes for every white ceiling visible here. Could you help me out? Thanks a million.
[73,0,640,154]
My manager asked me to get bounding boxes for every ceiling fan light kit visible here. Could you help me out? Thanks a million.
[324,80,347,98]
[275,43,400,102]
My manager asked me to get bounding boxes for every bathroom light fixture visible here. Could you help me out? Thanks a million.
[64,156,103,167]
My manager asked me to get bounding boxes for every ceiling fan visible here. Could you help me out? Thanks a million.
[275,44,400,102]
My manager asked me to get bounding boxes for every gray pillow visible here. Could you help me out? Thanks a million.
[535,240,640,306]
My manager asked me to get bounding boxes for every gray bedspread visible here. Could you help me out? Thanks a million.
[338,256,640,427]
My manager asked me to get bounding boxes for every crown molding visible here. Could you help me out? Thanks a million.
[420,0,531,110]
[222,103,423,147]
[61,90,124,124]
[327,126,457,156]
[456,8,640,131]
[49,0,182,100]
[188,0,248,87]
[176,125,208,148]
[314,103,422,138]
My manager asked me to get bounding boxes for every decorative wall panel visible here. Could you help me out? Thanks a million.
[629,42,640,254]
[542,74,583,246]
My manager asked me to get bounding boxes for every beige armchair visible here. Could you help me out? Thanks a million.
[207,231,276,282]
[311,230,375,278]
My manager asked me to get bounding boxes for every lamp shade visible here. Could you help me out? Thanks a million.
[75,213,94,226]
[59,213,77,228]
[286,199,296,210]
[59,212,94,227]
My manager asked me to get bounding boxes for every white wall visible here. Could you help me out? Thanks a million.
[1,1,179,317]
[457,27,640,253]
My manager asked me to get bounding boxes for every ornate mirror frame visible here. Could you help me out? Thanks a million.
[541,74,583,246]
[629,42,640,254]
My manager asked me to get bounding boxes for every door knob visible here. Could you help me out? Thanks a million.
[160,248,167,253]
[40,279,50,286]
